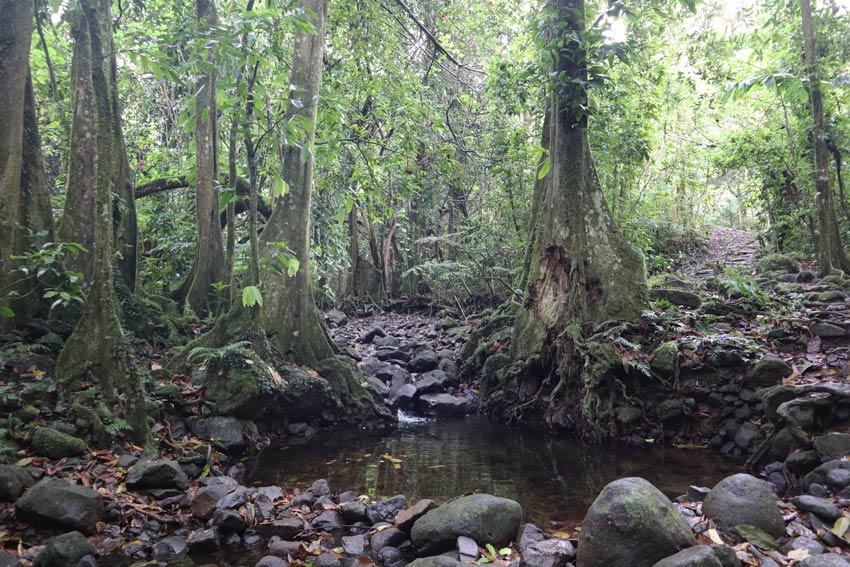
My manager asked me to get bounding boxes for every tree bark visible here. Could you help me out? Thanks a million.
[513,0,647,360]
[800,0,850,275]
[56,0,149,445]
[184,0,225,316]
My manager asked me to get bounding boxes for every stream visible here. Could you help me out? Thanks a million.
[252,415,742,527]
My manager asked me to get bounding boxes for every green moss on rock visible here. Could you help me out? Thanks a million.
[31,427,87,459]
[756,254,799,275]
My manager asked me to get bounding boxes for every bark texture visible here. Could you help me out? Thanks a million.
[513,0,647,361]
[56,0,149,444]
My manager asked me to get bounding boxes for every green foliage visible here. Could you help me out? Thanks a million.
[242,285,263,308]
[187,341,254,366]
[5,241,87,316]
[718,268,771,311]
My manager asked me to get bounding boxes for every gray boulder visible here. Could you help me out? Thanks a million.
[702,474,784,538]
[0,465,34,501]
[411,494,522,554]
[126,458,189,490]
[650,547,721,567]
[744,357,792,388]
[792,495,842,522]
[576,477,695,567]
[521,538,575,567]
[15,478,103,534]
[804,460,850,490]
[33,531,95,567]
[814,433,850,461]
[408,557,467,567]
[409,351,439,373]
[799,555,850,567]
[368,495,407,524]
[0,551,19,567]
[31,427,87,459]
[191,484,229,519]
[191,416,246,453]
[416,394,476,416]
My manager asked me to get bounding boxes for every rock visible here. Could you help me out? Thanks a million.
[409,351,439,373]
[0,551,19,567]
[791,495,842,522]
[799,555,850,567]
[374,335,401,348]
[576,477,695,567]
[339,500,368,522]
[616,405,642,425]
[366,375,390,397]
[377,365,411,389]
[258,516,303,539]
[756,254,799,274]
[827,469,850,492]
[392,384,417,408]
[325,309,348,327]
[650,546,722,567]
[31,427,87,459]
[378,547,406,567]
[361,327,387,343]
[414,371,449,396]
[709,545,740,567]
[396,499,436,532]
[187,528,219,553]
[314,552,343,567]
[518,524,546,551]
[814,433,850,461]
[256,557,288,567]
[702,474,784,538]
[372,527,407,552]
[744,357,792,388]
[810,322,846,338]
[15,477,103,534]
[191,416,246,452]
[269,540,302,558]
[0,465,33,501]
[804,460,850,491]
[457,536,479,561]
[154,536,188,560]
[407,557,467,567]
[33,532,95,567]
[368,495,407,524]
[342,534,369,555]
[522,538,575,567]
[650,289,702,308]
[734,422,759,450]
[416,394,476,416]
[191,483,229,519]
[781,536,825,556]
[214,508,247,532]
[651,342,680,379]
[788,450,821,476]
[411,493,522,554]
[313,510,344,531]
[126,458,189,490]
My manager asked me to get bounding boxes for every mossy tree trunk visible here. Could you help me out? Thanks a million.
[0,2,55,326]
[513,0,647,365]
[799,0,850,275]
[183,0,225,317]
[56,0,149,445]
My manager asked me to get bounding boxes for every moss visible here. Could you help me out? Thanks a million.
[650,341,680,380]
[756,254,799,274]
[31,427,88,459]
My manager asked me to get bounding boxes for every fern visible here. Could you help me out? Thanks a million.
[188,341,253,365]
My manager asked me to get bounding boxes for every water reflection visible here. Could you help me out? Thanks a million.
[253,417,741,526]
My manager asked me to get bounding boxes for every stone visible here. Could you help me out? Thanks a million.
[269,540,302,558]
[191,484,229,519]
[126,458,189,490]
[651,342,680,379]
[372,527,407,552]
[710,545,740,567]
[314,552,343,567]
[366,376,390,397]
[744,357,792,388]
[616,405,642,425]
[518,524,546,551]
[0,465,33,501]
[0,551,19,567]
[187,528,219,553]
[368,495,407,524]
[456,535,479,560]
[521,538,575,567]
[791,495,842,522]
[191,416,246,452]
[374,335,401,348]
[409,350,439,373]
[325,309,348,327]
[576,477,695,567]
[256,557,288,567]
[15,477,103,534]
[702,474,784,538]
[33,532,95,567]
[214,508,247,532]
[312,510,344,531]
[756,254,799,274]
[799,555,850,567]
[734,422,759,450]
[396,499,436,532]
[804,460,850,491]
[154,536,188,560]
[827,469,850,492]
[781,536,824,556]
[377,365,412,389]
[342,534,369,555]
[339,500,368,522]
[414,371,449,396]
[416,394,476,416]
[814,433,850,461]
[31,427,87,459]
[650,289,702,308]
[411,493,522,555]
[407,557,467,567]
[258,516,304,539]
[650,546,722,567]
[810,322,846,338]
[378,547,406,567]
[392,384,417,408]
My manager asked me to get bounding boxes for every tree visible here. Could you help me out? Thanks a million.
[0,1,55,325]
[799,0,850,275]
[56,0,149,444]
[182,0,225,316]
[513,0,647,362]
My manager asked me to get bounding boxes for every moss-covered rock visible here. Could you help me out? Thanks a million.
[702,474,784,538]
[33,531,95,567]
[576,477,695,567]
[651,341,680,379]
[755,254,799,274]
[15,477,103,533]
[31,427,87,459]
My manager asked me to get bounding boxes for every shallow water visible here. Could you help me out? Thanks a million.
[253,416,741,527]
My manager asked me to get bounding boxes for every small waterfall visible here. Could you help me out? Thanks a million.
[397,409,429,424]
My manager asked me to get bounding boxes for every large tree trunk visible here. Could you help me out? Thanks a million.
[800,0,850,275]
[56,0,149,445]
[513,0,647,359]
[184,0,225,316]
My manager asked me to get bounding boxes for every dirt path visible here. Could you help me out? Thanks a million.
[682,225,759,279]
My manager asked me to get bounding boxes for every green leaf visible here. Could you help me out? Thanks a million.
[832,516,850,538]
[537,157,551,179]
[0,306,13,318]
[736,525,778,551]
[273,177,289,197]
[242,285,263,308]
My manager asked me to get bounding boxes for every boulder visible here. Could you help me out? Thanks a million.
[31,427,87,459]
[791,495,842,522]
[0,551,19,567]
[396,499,436,532]
[411,493,522,554]
[33,531,95,567]
[651,342,680,379]
[187,528,219,554]
[799,555,850,567]
[804,460,850,490]
[744,357,792,388]
[650,289,702,309]
[810,322,846,338]
[813,433,850,461]
[15,477,103,534]
[576,477,695,567]
[325,309,348,327]
[756,254,799,274]
[702,474,784,538]
[413,371,449,396]
[191,484,229,519]
[407,557,467,567]
[313,510,344,531]
[409,350,439,373]
[521,538,575,567]
[256,557,288,567]
[368,495,407,524]
[366,375,390,397]
[341,534,369,555]
[126,458,189,490]
[416,394,476,416]
[0,465,34,501]
[339,500,368,522]
[650,547,721,567]
[371,527,407,552]
[191,416,246,452]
